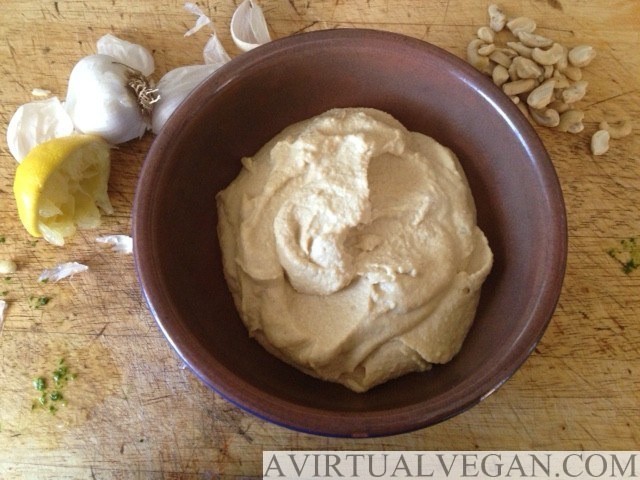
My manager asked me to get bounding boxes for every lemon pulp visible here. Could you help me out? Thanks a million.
[13,134,113,246]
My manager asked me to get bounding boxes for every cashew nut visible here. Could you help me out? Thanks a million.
[503,78,538,96]
[512,56,543,79]
[532,43,565,66]
[517,31,554,48]
[548,100,570,114]
[599,119,632,139]
[568,45,596,68]
[556,44,569,71]
[477,26,495,43]
[488,4,507,32]
[590,130,610,155]
[529,107,560,128]
[478,43,497,56]
[557,109,585,133]
[467,39,492,74]
[543,65,554,79]
[492,64,510,87]
[506,16,537,35]
[561,80,588,104]
[506,41,533,59]
[551,71,571,89]
[561,66,582,82]
[527,79,556,109]
[489,49,514,68]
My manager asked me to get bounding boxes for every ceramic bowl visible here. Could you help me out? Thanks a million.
[133,29,567,437]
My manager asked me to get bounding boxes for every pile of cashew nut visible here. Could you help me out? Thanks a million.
[467,4,632,156]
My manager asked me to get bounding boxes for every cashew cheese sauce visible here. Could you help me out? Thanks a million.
[216,108,493,392]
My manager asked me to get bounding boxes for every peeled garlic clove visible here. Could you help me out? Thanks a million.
[204,33,231,64]
[151,63,223,134]
[184,2,212,36]
[96,34,155,77]
[6,97,75,162]
[230,0,271,52]
[65,54,149,145]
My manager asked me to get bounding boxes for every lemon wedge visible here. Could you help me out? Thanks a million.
[13,135,113,246]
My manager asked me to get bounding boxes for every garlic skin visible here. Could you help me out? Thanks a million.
[6,96,75,162]
[204,33,231,64]
[151,63,224,134]
[96,34,155,77]
[65,54,149,144]
[230,0,271,52]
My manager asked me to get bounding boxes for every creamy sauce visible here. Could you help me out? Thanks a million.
[217,108,493,392]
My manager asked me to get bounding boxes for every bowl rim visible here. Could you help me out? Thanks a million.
[133,28,568,437]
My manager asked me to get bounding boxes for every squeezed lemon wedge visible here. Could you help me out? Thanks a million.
[13,135,113,246]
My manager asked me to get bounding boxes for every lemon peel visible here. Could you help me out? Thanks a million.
[13,135,113,246]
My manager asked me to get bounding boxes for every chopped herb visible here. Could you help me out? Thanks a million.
[607,237,640,275]
[28,295,51,309]
[31,359,75,415]
[0,291,7,296]
[33,377,46,391]
[0,236,5,243]
[49,391,63,402]
[4,277,11,283]
[39,278,49,284]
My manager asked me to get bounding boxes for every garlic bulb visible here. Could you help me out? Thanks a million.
[65,54,155,144]
[6,96,74,162]
[151,63,224,134]
[230,0,271,52]
[96,34,155,77]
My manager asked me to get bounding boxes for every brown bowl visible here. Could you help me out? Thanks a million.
[133,29,567,437]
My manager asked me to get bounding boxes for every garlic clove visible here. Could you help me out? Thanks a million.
[184,2,212,37]
[204,32,231,64]
[96,34,155,77]
[151,63,224,134]
[230,0,271,52]
[6,96,75,162]
[65,54,149,145]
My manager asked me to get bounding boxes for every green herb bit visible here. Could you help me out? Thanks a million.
[0,236,5,243]
[0,291,7,296]
[28,295,51,309]
[33,377,46,391]
[49,391,63,402]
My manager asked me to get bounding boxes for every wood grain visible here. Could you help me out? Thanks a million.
[0,0,638,477]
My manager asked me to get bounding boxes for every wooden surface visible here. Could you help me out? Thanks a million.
[1,0,639,477]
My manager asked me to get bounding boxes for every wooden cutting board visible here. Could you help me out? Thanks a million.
[0,0,638,477]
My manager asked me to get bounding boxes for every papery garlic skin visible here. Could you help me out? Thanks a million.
[184,2,212,37]
[96,34,155,77]
[204,33,231,64]
[65,54,149,144]
[151,63,224,134]
[230,0,271,52]
[7,97,75,162]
